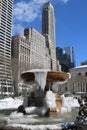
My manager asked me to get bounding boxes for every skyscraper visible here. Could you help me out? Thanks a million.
[42,1,55,45]
[56,47,71,72]
[0,0,13,95]
[42,1,57,70]
[64,46,75,68]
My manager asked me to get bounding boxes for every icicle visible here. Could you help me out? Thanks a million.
[34,70,48,90]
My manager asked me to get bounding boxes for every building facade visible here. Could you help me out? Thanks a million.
[0,0,13,95]
[67,65,87,94]
[11,35,30,94]
[81,61,87,66]
[12,28,53,94]
[24,28,50,70]
[42,1,57,71]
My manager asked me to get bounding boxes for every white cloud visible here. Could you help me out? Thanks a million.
[12,24,24,35]
[13,0,69,35]
[33,0,48,5]
[13,1,39,22]
[13,0,49,35]
[58,0,69,4]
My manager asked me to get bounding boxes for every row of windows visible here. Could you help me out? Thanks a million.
[1,32,11,39]
[20,55,30,63]
[20,46,30,55]
[0,69,12,76]
[20,39,30,46]
[31,43,45,54]
[0,57,11,64]
[0,36,11,43]
[72,82,87,93]
[2,3,12,12]
[78,72,87,76]
[1,14,11,23]
[0,61,11,67]
[0,44,11,51]
[1,23,11,31]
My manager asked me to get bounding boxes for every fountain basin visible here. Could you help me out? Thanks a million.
[21,69,70,83]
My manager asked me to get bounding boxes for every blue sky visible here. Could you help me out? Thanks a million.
[13,0,87,67]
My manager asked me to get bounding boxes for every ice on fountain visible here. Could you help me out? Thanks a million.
[25,106,49,116]
[45,90,56,108]
[9,111,23,119]
[61,94,80,113]
[34,70,48,90]
[32,82,45,97]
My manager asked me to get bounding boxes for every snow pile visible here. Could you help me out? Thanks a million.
[25,106,49,116]
[0,97,23,109]
[61,94,80,113]
[45,90,56,108]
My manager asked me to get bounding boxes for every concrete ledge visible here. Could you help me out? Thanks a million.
[0,126,22,130]
[0,125,62,130]
[0,122,76,130]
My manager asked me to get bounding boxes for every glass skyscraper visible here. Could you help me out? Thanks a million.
[0,0,13,95]
[64,46,75,68]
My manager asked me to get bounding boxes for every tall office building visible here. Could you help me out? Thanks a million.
[0,0,13,95]
[42,1,55,45]
[64,46,75,68]
[56,46,75,72]
[11,34,30,94]
[56,47,71,72]
[42,1,57,70]
[11,28,51,94]
[24,28,49,70]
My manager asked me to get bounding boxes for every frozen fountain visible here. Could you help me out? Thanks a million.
[19,69,70,117]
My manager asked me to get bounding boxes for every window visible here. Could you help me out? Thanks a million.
[78,72,81,76]
[85,72,87,76]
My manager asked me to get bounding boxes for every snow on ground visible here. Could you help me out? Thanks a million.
[0,97,23,109]
[61,94,80,113]
[0,94,80,113]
